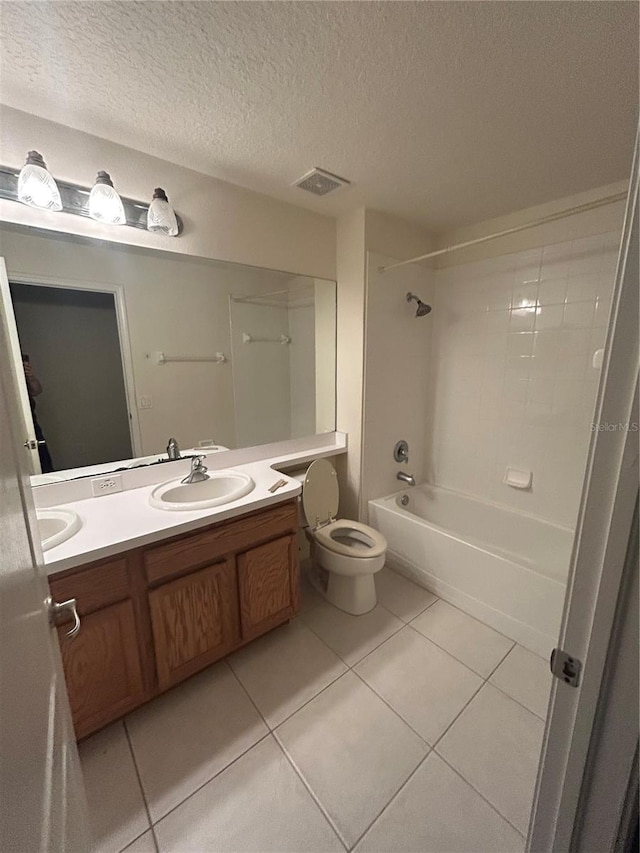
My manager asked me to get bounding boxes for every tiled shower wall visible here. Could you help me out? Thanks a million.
[426,231,620,528]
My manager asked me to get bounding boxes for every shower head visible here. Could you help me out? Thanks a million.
[406,292,432,317]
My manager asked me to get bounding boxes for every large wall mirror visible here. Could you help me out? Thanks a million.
[0,223,336,483]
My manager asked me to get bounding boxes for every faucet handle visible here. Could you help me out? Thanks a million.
[192,454,207,470]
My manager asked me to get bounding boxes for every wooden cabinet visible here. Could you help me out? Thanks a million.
[57,601,145,740]
[149,559,238,690]
[49,499,299,739]
[238,535,296,641]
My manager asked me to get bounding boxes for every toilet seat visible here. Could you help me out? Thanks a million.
[302,459,387,560]
[314,519,387,558]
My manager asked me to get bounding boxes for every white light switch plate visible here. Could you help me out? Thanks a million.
[139,395,153,409]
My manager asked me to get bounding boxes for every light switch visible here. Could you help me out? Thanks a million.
[139,395,153,409]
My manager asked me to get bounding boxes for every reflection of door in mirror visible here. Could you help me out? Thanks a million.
[9,282,133,471]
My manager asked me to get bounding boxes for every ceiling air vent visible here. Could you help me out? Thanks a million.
[294,168,350,196]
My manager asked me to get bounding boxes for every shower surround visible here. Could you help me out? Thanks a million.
[425,231,620,528]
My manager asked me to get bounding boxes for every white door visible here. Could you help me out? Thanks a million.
[528,133,639,851]
[0,260,41,474]
[0,256,90,851]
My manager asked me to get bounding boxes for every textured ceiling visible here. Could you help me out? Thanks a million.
[0,1,637,231]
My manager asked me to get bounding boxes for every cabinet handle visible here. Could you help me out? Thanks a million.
[46,596,81,638]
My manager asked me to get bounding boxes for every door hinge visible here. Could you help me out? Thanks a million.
[550,647,582,687]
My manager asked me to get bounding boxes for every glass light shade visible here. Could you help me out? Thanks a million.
[17,151,62,211]
[88,171,126,225]
[147,188,179,236]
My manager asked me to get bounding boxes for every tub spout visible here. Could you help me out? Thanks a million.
[397,471,416,486]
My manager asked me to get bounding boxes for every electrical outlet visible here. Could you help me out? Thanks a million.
[91,474,124,497]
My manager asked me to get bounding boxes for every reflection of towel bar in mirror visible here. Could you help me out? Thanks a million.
[242,333,291,345]
[151,351,227,364]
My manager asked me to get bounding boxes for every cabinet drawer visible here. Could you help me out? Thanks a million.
[144,500,298,585]
[237,534,297,641]
[148,559,239,690]
[49,557,130,616]
[58,599,145,740]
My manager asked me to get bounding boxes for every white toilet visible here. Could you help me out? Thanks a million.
[302,459,387,615]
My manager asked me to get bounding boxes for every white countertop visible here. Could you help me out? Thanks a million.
[42,433,346,575]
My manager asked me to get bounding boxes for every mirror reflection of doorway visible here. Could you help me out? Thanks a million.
[9,282,132,471]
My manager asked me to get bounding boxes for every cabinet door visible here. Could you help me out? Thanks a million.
[237,535,297,641]
[149,559,238,691]
[58,600,145,740]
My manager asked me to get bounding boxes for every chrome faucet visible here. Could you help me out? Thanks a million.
[167,437,181,460]
[181,455,209,484]
[397,471,416,486]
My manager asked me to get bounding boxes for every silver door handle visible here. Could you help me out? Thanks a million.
[24,439,45,449]
[46,596,81,638]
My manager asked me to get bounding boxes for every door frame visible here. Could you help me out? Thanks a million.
[8,271,143,458]
[528,130,639,851]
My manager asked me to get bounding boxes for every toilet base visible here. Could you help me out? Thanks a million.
[326,572,377,616]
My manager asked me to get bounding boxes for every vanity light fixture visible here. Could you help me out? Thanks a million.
[0,163,183,234]
[88,171,126,225]
[147,187,179,236]
[17,150,62,211]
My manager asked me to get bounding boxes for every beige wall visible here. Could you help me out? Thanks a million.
[336,207,434,519]
[361,253,434,518]
[1,107,336,280]
[335,208,367,518]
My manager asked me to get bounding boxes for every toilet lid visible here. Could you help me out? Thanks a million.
[302,459,339,529]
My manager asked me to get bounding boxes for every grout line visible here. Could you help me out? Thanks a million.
[346,750,433,851]
[149,824,160,853]
[148,730,273,830]
[225,658,273,731]
[405,618,516,681]
[299,600,407,669]
[430,678,487,753]
[485,641,518,679]
[122,719,157,852]
[488,679,550,722]
[272,732,349,852]
[267,667,350,730]
[349,666,432,750]
[433,750,528,841]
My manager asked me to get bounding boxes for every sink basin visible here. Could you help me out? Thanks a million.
[149,470,255,511]
[36,508,81,551]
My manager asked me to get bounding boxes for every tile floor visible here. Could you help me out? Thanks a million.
[79,566,552,853]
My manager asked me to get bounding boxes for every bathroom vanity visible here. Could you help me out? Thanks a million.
[48,498,300,740]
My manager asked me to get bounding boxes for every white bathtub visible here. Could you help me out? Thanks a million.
[369,484,573,657]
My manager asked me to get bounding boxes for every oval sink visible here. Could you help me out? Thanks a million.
[36,508,82,551]
[149,470,255,511]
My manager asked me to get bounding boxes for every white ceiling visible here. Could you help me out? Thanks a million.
[0,1,637,231]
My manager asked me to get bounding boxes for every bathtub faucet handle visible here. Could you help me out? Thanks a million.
[393,440,410,464]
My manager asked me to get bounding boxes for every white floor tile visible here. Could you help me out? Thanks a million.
[412,599,514,677]
[437,683,544,834]
[78,722,150,853]
[154,736,343,853]
[355,627,483,744]
[375,566,438,622]
[126,661,268,822]
[228,618,347,728]
[355,752,524,852]
[491,644,553,719]
[121,831,157,853]
[301,601,404,666]
[276,671,428,848]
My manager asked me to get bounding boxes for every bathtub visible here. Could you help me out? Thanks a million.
[369,484,573,657]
